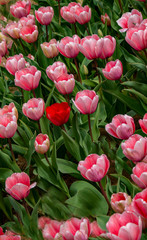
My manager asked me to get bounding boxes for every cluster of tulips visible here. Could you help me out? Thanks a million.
[0,0,147,239]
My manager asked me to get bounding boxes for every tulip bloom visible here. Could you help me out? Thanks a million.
[10,0,31,18]
[102,59,123,80]
[57,35,80,58]
[41,39,59,58]
[111,192,131,213]
[102,211,142,240]
[0,235,21,240]
[5,172,36,200]
[105,114,135,140]
[121,134,147,163]
[6,54,26,76]
[78,154,110,182]
[90,221,106,237]
[101,13,111,26]
[74,5,91,25]
[46,102,70,126]
[60,2,81,24]
[73,90,99,115]
[0,114,17,138]
[35,6,54,25]
[38,217,51,230]
[0,40,7,57]
[46,61,67,82]
[42,220,62,239]
[117,9,143,32]
[15,66,41,91]
[131,162,147,189]
[60,218,90,240]
[5,22,21,39]
[0,103,18,120]
[55,73,75,95]
[139,113,147,135]
[18,14,35,27]
[34,134,50,154]
[22,98,45,121]
[20,25,38,43]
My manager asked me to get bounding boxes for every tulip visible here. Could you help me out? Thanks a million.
[6,54,26,76]
[10,0,31,19]
[0,103,18,120]
[111,192,131,213]
[73,90,99,115]
[117,9,143,32]
[125,23,147,51]
[38,217,51,230]
[55,73,75,95]
[60,2,81,24]
[131,162,147,189]
[139,113,147,135]
[105,114,135,140]
[90,221,106,237]
[57,35,80,58]
[20,24,38,43]
[22,98,45,121]
[42,220,63,239]
[34,134,50,154]
[0,227,4,235]
[0,40,7,57]
[5,172,36,200]
[74,5,91,25]
[15,66,41,91]
[101,13,111,26]
[0,114,17,138]
[5,22,21,39]
[41,39,59,58]
[46,61,67,82]
[35,6,54,25]
[46,102,70,126]
[102,211,142,240]
[0,235,21,240]
[18,14,35,27]
[60,218,90,240]
[121,134,147,163]
[102,59,123,80]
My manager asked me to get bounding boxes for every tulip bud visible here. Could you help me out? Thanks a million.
[41,39,59,58]
[22,98,45,121]
[98,29,103,37]
[34,134,50,154]
[82,65,88,75]
[111,192,132,213]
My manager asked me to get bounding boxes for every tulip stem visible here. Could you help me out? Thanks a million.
[8,138,16,163]
[85,24,90,35]
[57,0,61,25]
[32,89,36,98]
[19,39,27,55]
[74,58,82,84]
[118,0,123,13]
[94,60,101,84]
[88,114,93,142]
[98,181,111,210]
[38,120,42,133]
[73,23,77,35]
[46,25,49,42]
[44,153,51,167]
[65,94,70,106]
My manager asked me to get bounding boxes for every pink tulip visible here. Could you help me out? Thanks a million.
[34,133,50,154]
[74,5,91,25]
[20,24,38,43]
[125,23,147,51]
[78,154,110,182]
[38,217,51,230]
[15,66,41,91]
[102,211,142,240]
[121,134,147,163]
[41,39,59,58]
[73,90,99,115]
[0,40,7,57]
[57,35,80,58]
[101,13,111,26]
[60,218,90,240]
[79,35,116,60]
[18,14,35,27]
[55,73,75,95]
[35,6,54,25]
[131,162,147,189]
[60,2,81,24]
[42,220,63,240]
[90,221,106,237]
[22,98,45,121]
[0,235,21,240]
[105,114,135,139]
[5,172,36,200]
[117,9,143,32]
[139,113,147,135]
[46,61,67,82]
[0,114,17,138]
[5,22,21,39]
[111,192,131,213]
[6,54,26,76]
[0,103,18,120]
[10,0,31,18]
[102,59,123,80]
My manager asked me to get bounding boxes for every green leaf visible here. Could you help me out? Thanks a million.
[0,150,20,172]
[122,81,147,96]
[0,168,13,181]
[123,88,147,104]
[96,215,110,231]
[25,133,36,172]
[57,158,80,175]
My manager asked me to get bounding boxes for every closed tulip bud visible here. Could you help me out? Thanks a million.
[22,98,45,121]
[57,35,80,58]
[5,172,36,200]
[35,6,54,25]
[82,65,88,75]
[55,73,75,95]
[101,13,111,26]
[5,22,21,39]
[20,24,38,43]
[41,39,59,58]
[97,29,103,37]
[46,61,67,82]
[34,134,50,154]
[111,192,131,213]
[6,54,26,76]
[131,162,147,189]
[0,40,7,57]
[10,0,31,19]
[0,114,17,138]
[0,102,18,120]
[139,113,147,135]
[102,59,123,81]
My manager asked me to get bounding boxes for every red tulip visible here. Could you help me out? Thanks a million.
[10,0,31,19]
[111,192,131,213]
[46,102,70,126]
[6,54,26,76]
[41,39,59,58]
[20,24,38,43]
[34,134,50,154]
[139,113,147,135]
[131,162,147,189]
[5,172,36,200]
[55,73,75,95]
[46,61,67,82]
[57,35,80,58]
[22,98,45,121]
[102,59,123,80]
[35,6,54,25]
